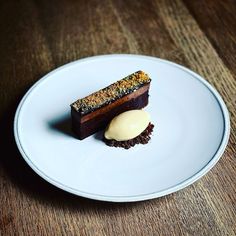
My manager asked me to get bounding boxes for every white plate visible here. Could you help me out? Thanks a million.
[14,54,230,202]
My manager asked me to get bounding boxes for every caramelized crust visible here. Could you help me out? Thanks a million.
[71,71,151,115]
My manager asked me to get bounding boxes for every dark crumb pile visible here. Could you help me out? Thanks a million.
[104,123,154,149]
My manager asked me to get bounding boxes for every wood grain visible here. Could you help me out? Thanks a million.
[0,0,235,235]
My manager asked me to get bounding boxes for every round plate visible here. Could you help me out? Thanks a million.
[14,54,230,202]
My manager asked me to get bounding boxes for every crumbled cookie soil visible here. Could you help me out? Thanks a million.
[104,123,154,149]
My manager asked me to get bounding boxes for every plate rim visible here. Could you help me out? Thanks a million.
[14,54,231,202]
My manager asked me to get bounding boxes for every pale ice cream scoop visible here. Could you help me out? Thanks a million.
[104,110,150,141]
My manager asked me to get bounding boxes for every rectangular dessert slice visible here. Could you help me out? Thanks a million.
[71,71,151,139]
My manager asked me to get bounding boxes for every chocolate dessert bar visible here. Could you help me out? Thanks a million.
[71,71,151,139]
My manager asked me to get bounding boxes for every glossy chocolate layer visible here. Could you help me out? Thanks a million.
[80,84,149,123]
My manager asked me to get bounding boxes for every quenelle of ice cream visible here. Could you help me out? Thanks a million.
[104,110,150,141]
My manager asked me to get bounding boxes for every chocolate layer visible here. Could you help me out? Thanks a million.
[80,84,149,123]
[71,87,149,139]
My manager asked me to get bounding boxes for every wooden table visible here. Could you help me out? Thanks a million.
[1,0,235,235]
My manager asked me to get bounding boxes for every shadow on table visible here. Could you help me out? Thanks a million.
[0,93,166,213]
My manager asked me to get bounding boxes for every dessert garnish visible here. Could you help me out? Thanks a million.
[104,110,154,149]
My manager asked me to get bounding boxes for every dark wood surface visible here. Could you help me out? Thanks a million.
[0,0,235,235]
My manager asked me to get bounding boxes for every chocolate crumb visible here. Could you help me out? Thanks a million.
[104,123,154,149]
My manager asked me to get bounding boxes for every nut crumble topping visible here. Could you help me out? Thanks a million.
[71,71,151,114]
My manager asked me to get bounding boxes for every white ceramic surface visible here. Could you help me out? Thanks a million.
[14,55,230,202]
